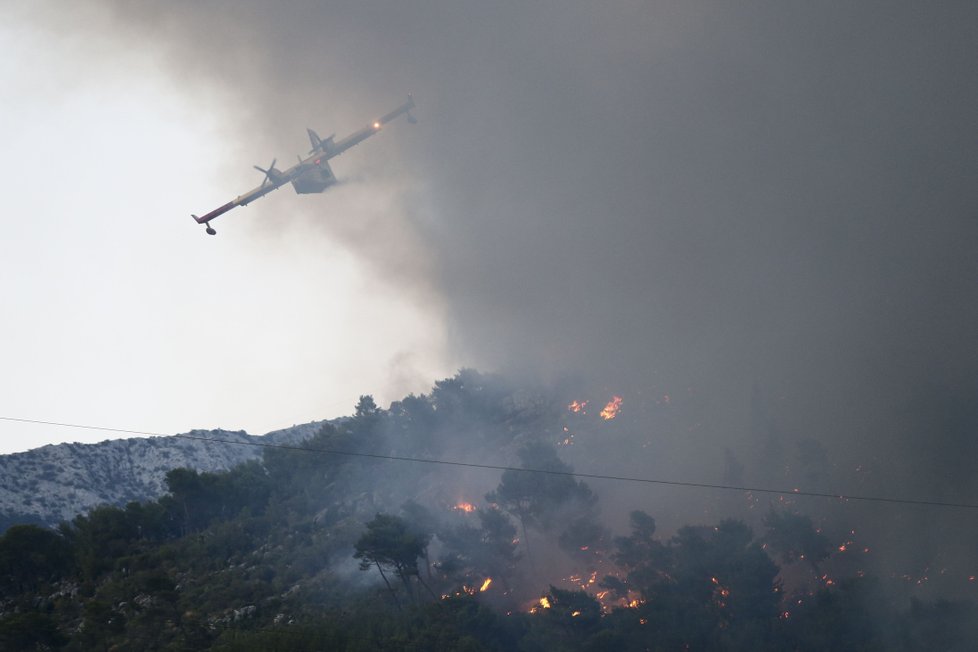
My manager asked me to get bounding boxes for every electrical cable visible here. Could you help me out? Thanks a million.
[2,415,976,510]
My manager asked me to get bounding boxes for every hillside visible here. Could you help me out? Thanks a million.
[0,371,975,650]
[0,422,324,531]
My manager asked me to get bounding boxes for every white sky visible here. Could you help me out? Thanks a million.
[0,6,455,454]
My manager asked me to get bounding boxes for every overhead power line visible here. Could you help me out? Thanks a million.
[2,415,977,511]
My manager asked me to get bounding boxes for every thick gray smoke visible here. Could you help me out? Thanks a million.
[76,0,978,592]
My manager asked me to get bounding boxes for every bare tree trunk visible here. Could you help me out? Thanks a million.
[517,504,533,574]
[375,562,401,611]
[400,574,416,604]
[415,572,439,600]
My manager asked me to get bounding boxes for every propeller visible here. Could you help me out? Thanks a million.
[253,159,278,185]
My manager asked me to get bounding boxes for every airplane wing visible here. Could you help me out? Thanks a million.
[314,95,416,158]
[191,163,303,233]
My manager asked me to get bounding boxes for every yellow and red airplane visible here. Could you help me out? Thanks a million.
[192,96,416,235]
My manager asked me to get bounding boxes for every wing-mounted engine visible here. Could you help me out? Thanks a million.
[291,158,337,194]
[253,159,285,185]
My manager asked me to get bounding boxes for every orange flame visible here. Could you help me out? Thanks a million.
[454,502,476,513]
[568,400,588,414]
[480,578,493,592]
[600,396,623,420]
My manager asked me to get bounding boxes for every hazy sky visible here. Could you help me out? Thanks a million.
[2,0,977,487]
[0,2,456,453]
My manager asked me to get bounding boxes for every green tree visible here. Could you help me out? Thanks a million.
[354,513,433,608]
[486,442,596,569]
[76,598,126,651]
[762,508,830,569]
[355,394,379,417]
[68,505,140,580]
[401,500,438,580]
[163,467,217,533]
[558,515,611,564]
[604,510,667,600]
[438,507,520,591]
[161,462,271,534]
[523,587,603,651]
[0,524,73,591]
[0,612,67,650]
[607,515,782,650]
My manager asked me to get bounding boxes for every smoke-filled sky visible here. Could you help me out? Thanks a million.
[2,0,977,513]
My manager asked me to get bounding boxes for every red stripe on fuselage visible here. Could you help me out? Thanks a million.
[194,202,235,223]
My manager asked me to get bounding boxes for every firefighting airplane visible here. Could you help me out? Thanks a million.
[191,96,417,235]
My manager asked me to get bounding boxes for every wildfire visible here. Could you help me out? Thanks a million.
[480,578,493,592]
[568,400,588,414]
[444,581,488,599]
[566,570,599,591]
[710,576,732,608]
[600,396,623,420]
[454,502,476,513]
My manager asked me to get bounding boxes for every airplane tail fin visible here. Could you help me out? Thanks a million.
[307,128,323,152]
[307,128,336,154]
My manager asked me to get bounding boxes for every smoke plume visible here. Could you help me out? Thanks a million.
[54,0,978,594]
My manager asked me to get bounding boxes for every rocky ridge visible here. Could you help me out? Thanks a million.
[0,421,325,531]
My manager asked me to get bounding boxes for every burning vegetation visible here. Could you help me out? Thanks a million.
[0,371,976,650]
[599,395,623,420]
[567,399,588,414]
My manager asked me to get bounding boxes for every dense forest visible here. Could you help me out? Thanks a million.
[1,371,975,650]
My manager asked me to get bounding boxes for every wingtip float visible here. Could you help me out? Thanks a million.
[191,95,416,236]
